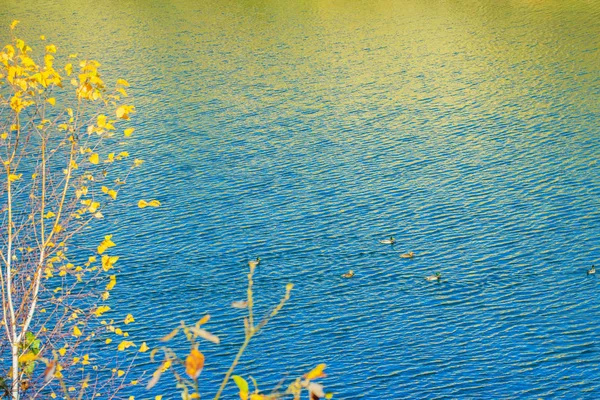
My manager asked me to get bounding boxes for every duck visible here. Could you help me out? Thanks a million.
[231,300,248,309]
[379,236,396,245]
[400,251,415,259]
[588,265,596,275]
[341,270,355,278]
[248,257,260,268]
[425,273,441,282]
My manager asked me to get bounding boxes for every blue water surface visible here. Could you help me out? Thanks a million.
[1,0,600,398]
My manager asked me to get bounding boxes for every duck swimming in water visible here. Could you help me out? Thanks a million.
[248,257,260,268]
[379,236,396,245]
[425,273,441,282]
[342,270,355,278]
[400,251,415,259]
[588,265,596,275]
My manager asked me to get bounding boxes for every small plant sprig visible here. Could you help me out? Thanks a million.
[147,261,332,399]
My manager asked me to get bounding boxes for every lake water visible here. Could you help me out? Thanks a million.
[1,0,600,398]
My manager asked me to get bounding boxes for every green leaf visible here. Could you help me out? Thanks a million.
[232,375,249,394]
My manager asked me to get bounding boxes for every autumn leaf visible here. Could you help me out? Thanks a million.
[10,20,19,30]
[94,305,111,317]
[18,352,37,363]
[196,314,210,326]
[146,366,163,390]
[101,186,117,200]
[124,128,134,137]
[233,375,249,400]
[97,235,116,254]
[46,98,56,106]
[139,342,149,352]
[106,275,117,290]
[97,114,107,128]
[138,199,161,208]
[190,327,220,344]
[117,340,135,351]
[89,153,99,164]
[185,348,205,380]
[124,314,135,324]
[73,326,82,337]
[304,364,327,380]
[116,105,135,119]
[306,382,326,399]
[102,255,119,272]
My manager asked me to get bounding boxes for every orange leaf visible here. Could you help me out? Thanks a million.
[185,348,205,380]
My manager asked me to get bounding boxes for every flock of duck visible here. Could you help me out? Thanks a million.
[341,238,596,281]
[245,245,596,285]
[339,236,441,282]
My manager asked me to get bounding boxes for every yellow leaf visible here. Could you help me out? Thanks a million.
[89,153,99,164]
[124,314,135,324]
[155,396,163,400]
[44,211,56,219]
[133,158,144,167]
[10,20,19,30]
[197,314,210,326]
[117,340,135,351]
[105,338,112,344]
[94,305,111,317]
[232,375,249,400]
[139,342,149,352]
[102,255,119,272]
[46,44,57,53]
[97,114,107,128]
[97,235,116,254]
[18,353,37,363]
[47,98,56,106]
[40,35,46,40]
[117,370,125,377]
[8,174,22,182]
[73,326,82,337]
[304,364,327,380]
[138,199,160,208]
[65,63,73,76]
[116,105,135,119]
[185,349,204,380]
[58,347,67,356]
[117,78,130,87]
[106,275,117,290]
